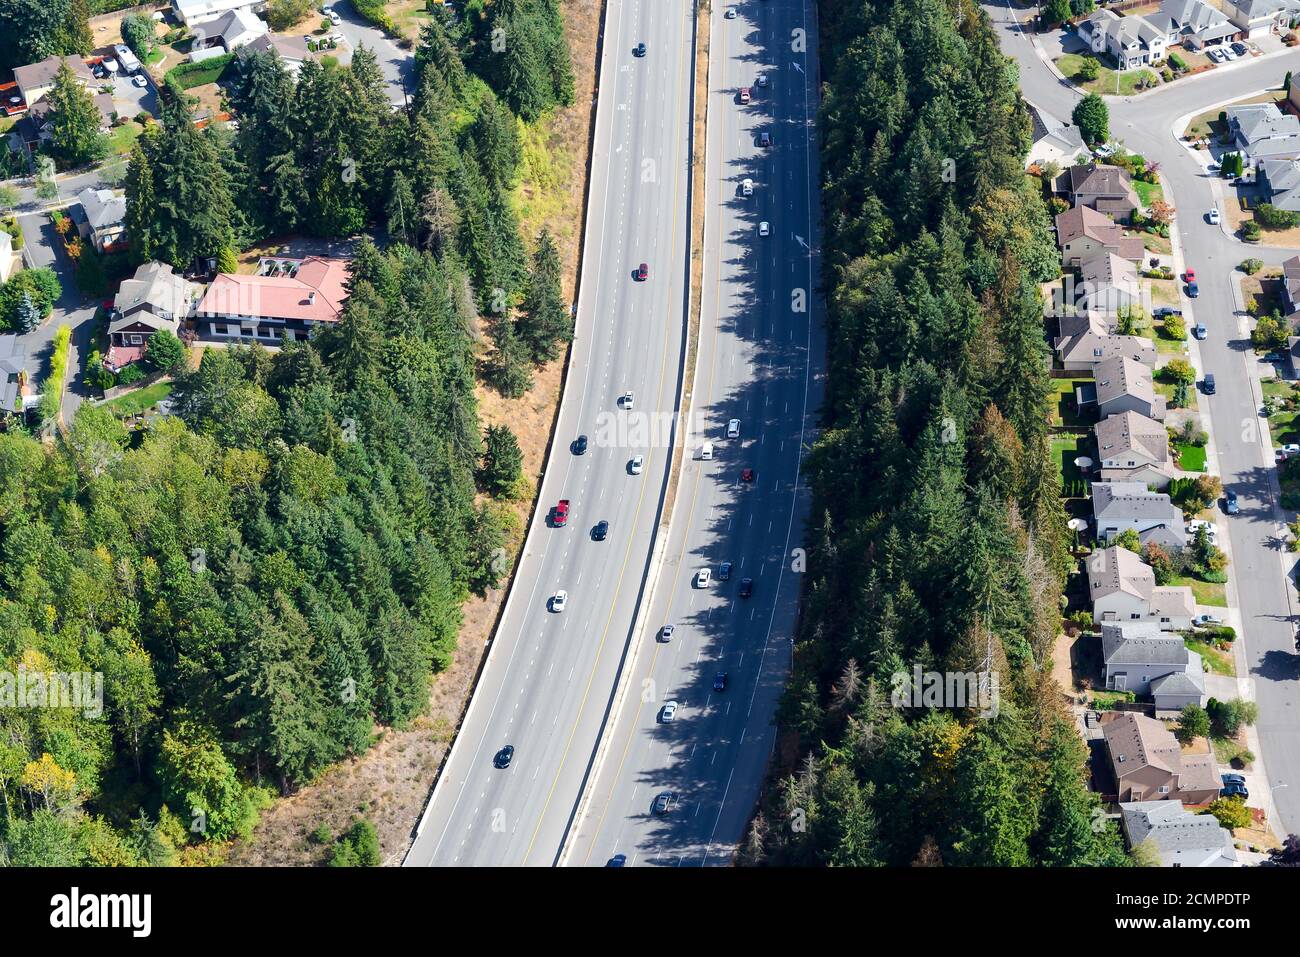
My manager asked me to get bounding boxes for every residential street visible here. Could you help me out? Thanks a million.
[985,1,1300,837]
[331,0,417,106]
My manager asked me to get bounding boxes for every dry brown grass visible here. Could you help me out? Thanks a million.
[227,0,606,867]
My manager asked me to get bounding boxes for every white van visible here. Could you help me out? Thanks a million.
[700,442,714,460]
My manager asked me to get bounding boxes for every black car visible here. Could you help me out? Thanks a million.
[607,854,627,867]
[633,42,646,56]
[1220,782,1249,800]
[719,561,732,580]
[1224,490,1239,515]
[592,520,609,541]
[739,577,753,598]
[1202,373,1215,395]
[573,434,588,455]
[493,745,515,769]
[713,672,728,692]
[1231,42,1248,56]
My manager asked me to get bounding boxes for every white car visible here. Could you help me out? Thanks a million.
[659,624,675,642]
[551,590,568,612]
[325,8,341,23]
[1207,208,1221,224]
[661,700,678,722]
[758,221,770,237]
[619,390,634,409]
[695,567,711,588]
[756,74,767,87]
[741,177,753,196]
[1195,613,1224,626]
[131,75,147,88]
[630,455,644,474]
[727,418,740,438]
[724,6,736,18]
[1283,443,1300,456]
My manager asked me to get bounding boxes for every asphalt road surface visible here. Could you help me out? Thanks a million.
[985,2,1300,836]
[563,0,825,868]
[404,0,695,866]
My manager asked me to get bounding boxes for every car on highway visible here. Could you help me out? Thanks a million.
[724,6,736,17]
[719,560,732,580]
[756,73,767,88]
[551,590,568,612]
[660,700,678,722]
[1224,490,1239,514]
[1202,372,1215,394]
[741,177,754,196]
[659,624,675,642]
[740,467,755,483]
[758,221,770,236]
[552,499,570,526]
[1207,208,1221,225]
[739,87,751,104]
[653,791,676,814]
[592,520,609,541]
[696,567,711,587]
[1187,281,1199,297]
[1192,322,1207,340]
[619,390,634,409]
[739,577,753,598]
[758,131,772,147]
[630,455,644,474]
[713,673,728,692]
[607,854,627,867]
[635,261,649,281]
[573,434,588,455]
[494,745,515,769]
[633,42,646,57]
[727,418,741,438]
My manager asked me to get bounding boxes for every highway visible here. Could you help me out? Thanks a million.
[984,2,1300,836]
[563,0,825,867]
[404,0,695,866]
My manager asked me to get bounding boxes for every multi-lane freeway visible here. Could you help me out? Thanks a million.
[564,0,825,867]
[985,2,1300,835]
[404,0,695,866]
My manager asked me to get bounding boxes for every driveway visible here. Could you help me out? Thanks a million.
[111,73,158,121]
[330,0,416,105]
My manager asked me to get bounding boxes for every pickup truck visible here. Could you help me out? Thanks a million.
[553,499,570,526]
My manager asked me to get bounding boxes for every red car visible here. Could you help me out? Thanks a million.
[635,262,649,281]
[1184,268,1196,283]
[740,468,755,483]
[553,499,570,526]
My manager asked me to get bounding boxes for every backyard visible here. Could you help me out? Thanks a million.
[100,381,174,418]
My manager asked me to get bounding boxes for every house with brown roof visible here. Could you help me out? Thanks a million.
[1103,712,1220,805]
[12,55,94,106]
[1077,251,1142,317]
[1056,163,1142,222]
[1092,353,1166,420]
[1055,204,1145,268]
[194,256,350,345]
[1096,410,1175,488]
[1087,545,1195,629]
[1057,331,1156,372]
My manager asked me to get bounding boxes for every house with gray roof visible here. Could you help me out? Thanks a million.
[1078,9,1168,70]
[0,335,28,417]
[1101,622,1207,709]
[1088,545,1195,629]
[1057,331,1156,372]
[1077,251,1142,317]
[1092,481,1186,546]
[106,262,197,371]
[1220,0,1300,40]
[1092,353,1166,421]
[1258,158,1300,212]
[1026,101,1087,169]
[1120,801,1240,866]
[1096,410,1174,488]
[1055,163,1143,222]
[73,187,126,254]
[1225,103,1300,165]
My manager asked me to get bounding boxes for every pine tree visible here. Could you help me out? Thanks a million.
[486,313,532,398]
[479,423,523,496]
[517,227,569,362]
[59,0,93,55]
[15,292,42,333]
[386,170,417,246]
[46,59,108,169]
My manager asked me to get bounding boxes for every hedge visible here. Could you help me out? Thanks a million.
[166,53,236,90]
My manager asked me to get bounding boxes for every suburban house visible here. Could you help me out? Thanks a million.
[1224,103,1300,164]
[106,262,199,371]
[0,230,17,284]
[1087,545,1195,629]
[1096,410,1175,488]
[1101,622,1207,710]
[173,0,265,27]
[1026,101,1086,169]
[1092,481,1186,546]
[1220,0,1300,39]
[7,90,114,157]
[1258,157,1300,211]
[1053,311,1117,350]
[194,256,350,344]
[12,55,94,106]
[0,334,28,417]
[1055,164,1142,223]
[1120,801,1240,866]
[1057,330,1156,372]
[1077,9,1168,69]
[1055,205,1144,269]
[242,34,317,75]
[1103,712,1220,805]
[1092,353,1166,420]
[72,187,127,254]
[197,7,269,52]
[1076,251,1142,316]
[1149,0,1239,48]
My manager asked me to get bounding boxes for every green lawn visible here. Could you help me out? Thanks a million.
[1170,575,1227,607]
[1055,54,1160,96]
[1175,443,1206,472]
[1267,407,1300,445]
[107,120,143,156]
[1155,378,1197,411]
[1186,636,1235,676]
[100,381,173,418]
[1134,179,1164,208]
[1050,378,1093,427]
[1051,433,1089,496]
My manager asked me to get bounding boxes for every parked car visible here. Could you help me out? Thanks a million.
[1207,208,1221,225]
[1224,490,1239,514]
[1202,372,1215,394]
[1220,782,1249,799]
[1192,322,1207,340]
[1232,42,1248,57]
[1187,281,1199,297]
[132,74,148,88]
[724,6,736,17]
[1194,613,1224,626]
[1222,772,1246,786]
[1184,268,1196,284]
[756,74,767,88]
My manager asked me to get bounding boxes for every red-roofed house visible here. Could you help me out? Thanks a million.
[194,256,350,344]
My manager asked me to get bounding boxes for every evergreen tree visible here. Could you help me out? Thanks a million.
[486,313,532,398]
[517,227,569,362]
[46,59,109,169]
[480,423,523,496]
